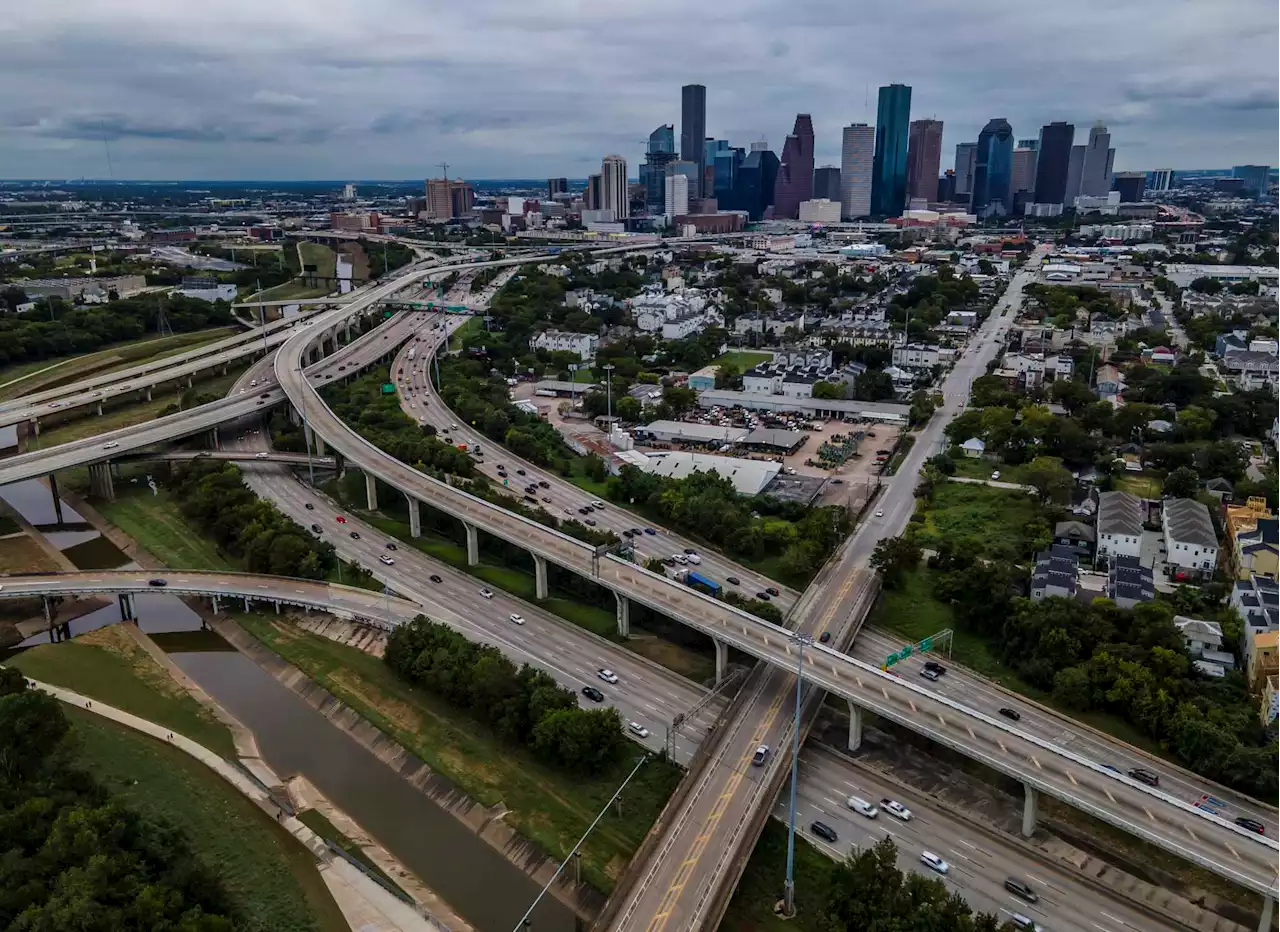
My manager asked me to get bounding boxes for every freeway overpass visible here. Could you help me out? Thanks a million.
[117,450,338,469]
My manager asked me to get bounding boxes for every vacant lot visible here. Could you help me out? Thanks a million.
[713,350,772,371]
[96,486,237,572]
[911,481,1044,560]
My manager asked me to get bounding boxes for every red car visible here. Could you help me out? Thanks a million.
[336,515,347,524]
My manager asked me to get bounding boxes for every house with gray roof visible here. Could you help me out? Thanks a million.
[1031,546,1079,601]
[1109,554,1155,609]
[1162,497,1219,580]
[1095,490,1144,566]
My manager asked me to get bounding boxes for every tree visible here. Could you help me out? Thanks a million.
[812,380,844,400]
[869,536,923,589]
[645,556,667,573]
[1022,456,1073,505]
[1163,466,1200,500]
[583,452,608,483]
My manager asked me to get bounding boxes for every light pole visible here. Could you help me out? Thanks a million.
[782,630,813,918]
[568,364,579,407]
[603,363,616,449]
[297,367,316,488]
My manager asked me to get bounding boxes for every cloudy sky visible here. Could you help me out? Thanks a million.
[1,0,1275,180]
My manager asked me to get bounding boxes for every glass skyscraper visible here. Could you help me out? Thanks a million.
[733,147,779,221]
[970,118,1015,217]
[871,84,912,217]
[681,85,707,197]
[642,124,677,214]
[772,114,814,219]
[1032,122,1074,206]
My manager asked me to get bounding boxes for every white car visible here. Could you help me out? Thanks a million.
[591,500,606,509]
[846,796,878,818]
[509,613,525,625]
[255,452,269,458]
[920,851,949,874]
[686,554,702,565]
[880,799,912,821]
[478,588,494,599]
[627,721,650,738]
[991,470,1001,480]
[874,510,884,518]
[597,668,619,684]
[379,555,394,566]
[102,441,119,450]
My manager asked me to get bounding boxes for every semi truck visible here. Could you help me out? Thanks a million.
[682,570,722,597]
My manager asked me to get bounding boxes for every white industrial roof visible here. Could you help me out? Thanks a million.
[640,451,781,496]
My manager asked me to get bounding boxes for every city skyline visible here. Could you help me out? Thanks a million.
[0,0,1276,180]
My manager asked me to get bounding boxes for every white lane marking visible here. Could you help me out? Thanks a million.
[1030,755,1042,770]
[998,740,1007,754]
[1067,771,1078,786]
[1225,842,1241,861]
[967,726,975,740]
[936,713,946,728]
[1104,787,1116,804]
[1142,806,1155,822]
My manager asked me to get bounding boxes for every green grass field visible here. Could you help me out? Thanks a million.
[950,456,1028,484]
[237,615,682,893]
[722,820,833,932]
[1116,473,1163,498]
[297,242,338,283]
[66,708,348,932]
[713,350,773,371]
[911,481,1042,560]
[95,487,238,572]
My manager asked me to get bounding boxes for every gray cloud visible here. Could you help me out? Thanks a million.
[0,0,1274,179]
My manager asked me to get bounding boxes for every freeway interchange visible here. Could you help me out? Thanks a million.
[2,246,1276,932]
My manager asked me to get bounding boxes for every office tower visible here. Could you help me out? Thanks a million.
[772,114,815,219]
[1148,168,1175,193]
[664,173,689,220]
[642,124,678,214]
[840,123,875,219]
[871,84,912,216]
[1031,122,1074,206]
[650,124,676,155]
[970,118,1014,217]
[813,166,842,202]
[1112,172,1147,202]
[953,142,977,197]
[1065,145,1086,204]
[424,178,473,219]
[1011,147,1037,196]
[733,147,780,220]
[1078,122,1113,197]
[906,118,943,202]
[585,174,603,211]
[547,178,568,198]
[601,155,629,220]
[1231,165,1270,200]
[937,170,956,202]
[714,146,745,208]
[704,139,730,200]
[681,84,707,196]
[342,183,356,200]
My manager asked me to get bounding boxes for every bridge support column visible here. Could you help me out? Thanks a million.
[289,406,301,427]
[48,474,65,526]
[847,699,863,752]
[313,433,325,457]
[463,521,479,566]
[186,375,193,388]
[615,592,630,638]
[1258,895,1274,932]
[243,597,251,612]
[407,496,421,539]
[88,463,115,502]
[96,401,103,416]
[1021,783,1038,838]
[31,417,39,437]
[207,428,221,451]
[274,600,281,614]
[533,554,548,600]
[713,637,728,685]
[211,594,220,615]
[145,386,152,401]
[117,594,136,622]
[364,473,377,511]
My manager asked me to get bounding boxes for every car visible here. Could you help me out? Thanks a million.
[585,519,597,526]
[250,380,258,387]
[683,548,697,555]
[1102,764,1120,773]
[644,528,656,535]
[726,576,740,585]
[591,500,606,509]
[386,542,397,551]
[516,468,526,475]
[846,796,878,818]
[429,574,442,584]
[830,478,843,484]
[311,523,321,532]
[627,722,650,738]
[349,531,360,539]
[339,365,347,371]
[496,464,505,471]
[998,707,1021,722]
[578,507,590,515]
[256,401,264,406]
[581,686,604,702]
[509,613,525,625]
[1008,914,1043,932]
[1128,767,1160,787]
[1004,878,1038,902]
[819,631,832,644]
[920,851,949,874]
[379,555,394,566]
[874,510,884,517]
[809,821,838,843]
[336,515,347,523]
[148,578,167,587]
[623,529,635,538]
[1235,817,1266,835]
[102,441,119,450]
[254,451,269,458]
[756,592,771,601]
[751,745,770,766]
[524,495,537,504]
[597,668,619,684]
[497,470,508,478]
[630,528,643,536]
[479,588,494,599]
[259,392,270,399]
[920,668,940,682]
[924,660,947,676]
[991,470,1001,480]
[880,799,912,820]
[305,503,315,510]
[450,423,458,430]
[765,586,780,597]
[686,554,701,565]
[542,497,551,503]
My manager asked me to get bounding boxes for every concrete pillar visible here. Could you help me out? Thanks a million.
[533,554,548,600]
[615,592,630,638]
[713,637,728,685]
[31,417,39,437]
[289,406,301,427]
[48,474,64,526]
[1022,783,1038,838]
[314,432,326,457]
[43,597,53,626]
[274,600,281,614]
[96,401,103,416]
[89,463,116,502]
[847,699,863,752]
[212,594,220,615]
[463,521,479,566]
[243,596,251,612]
[407,496,421,538]
[186,375,193,388]
[1258,895,1274,932]
[364,472,377,511]
[211,428,222,451]
[145,386,152,401]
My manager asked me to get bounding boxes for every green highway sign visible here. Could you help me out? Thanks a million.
[920,636,933,652]
[381,383,396,394]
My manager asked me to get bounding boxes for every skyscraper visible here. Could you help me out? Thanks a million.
[813,166,842,202]
[953,142,977,198]
[906,118,943,202]
[1011,147,1037,197]
[1111,172,1146,202]
[665,173,689,220]
[601,155,629,220]
[650,124,676,155]
[1032,122,1074,206]
[1079,122,1113,197]
[772,114,815,219]
[1231,165,1270,200]
[642,124,678,214]
[547,178,568,198]
[680,85,707,197]
[1148,168,1175,193]
[840,123,875,219]
[585,174,602,211]
[733,146,779,221]
[871,84,912,216]
[1064,145,1086,204]
[714,147,745,208]
[970,118,1014,217]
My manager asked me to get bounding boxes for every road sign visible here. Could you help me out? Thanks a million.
[885,653,898,667]
[920,636,933,653]
[381,383,396,394]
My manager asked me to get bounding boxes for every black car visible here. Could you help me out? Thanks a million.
[623,530,635,538]
[1128,768,1160,787]
[756,592,771,601]
[259,392,270,398]
[765,586,780,597]
[1235,817,1266,835]
[429,574,443,584]
[305,503,315,510]
[809,821,838,843]
[1004,878,1038,903]
[516,468,526,475]
[683,548,696,555]
[581,686,605,702]
[726,576,740,585]
[538,480,549,488]
[339,365,347,370]
[497,470,507,478]
[311,524,322,533]
[585,519,597,526]
[386,543,397,550]
[819,631,832,644]
[349,531,360,539]
[998,707,1021,722]
[578,507,589,515]
[924,660,947,676]
[524,495,537,503]
[148,578,167,587]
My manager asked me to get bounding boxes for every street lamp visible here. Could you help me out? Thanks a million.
[296,367,316,488]
[603,363,616,450]
[782,630,814,918]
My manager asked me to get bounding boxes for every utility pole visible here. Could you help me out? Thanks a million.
[782,631,814,917]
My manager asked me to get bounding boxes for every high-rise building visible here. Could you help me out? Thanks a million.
[1112,172,1147,203]
[840,123,875,220]
[1232,165,1270,200]
[905,118,943,202]
[1011,147,1037,196]
[1032,122,1074,206]
[1079,122,1113,197]
[342,183,356,200]
[813,166,842,202]
[773,114,815,219]
[547,178,568,198]
[601,155,629,221]
[714,147,745,208]
[664,173,689,220]
[650,124,676,155]
[1148,168,1175,193]
[681,85,707,197]
[871,84,912,216]
[424,178,474,220]
[970,118,1014,217]
[953,142,977,197]
[1065,145,1086,204]
[937,170,956,203]
[585,174,603,211]
[733,147,780,221]
[642,124,678,214]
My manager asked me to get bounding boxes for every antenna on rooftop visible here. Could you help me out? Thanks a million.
[438,161,449,181]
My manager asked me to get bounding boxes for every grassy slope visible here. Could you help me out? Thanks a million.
[237,615,682,893]
[294,809,405,896]
[96,487,238,571]
[0,534,62,572]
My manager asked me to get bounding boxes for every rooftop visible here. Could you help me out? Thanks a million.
[1097,490,1144,538]
[1163,498,1218,549]
[640,451,780,496]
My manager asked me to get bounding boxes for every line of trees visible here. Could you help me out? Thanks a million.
[383,616,627,773]
[0,670,238,930]
[170,460,338,579]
